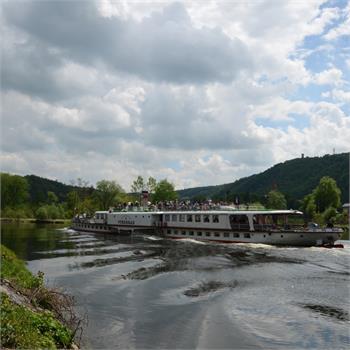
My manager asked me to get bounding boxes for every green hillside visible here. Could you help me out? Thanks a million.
[24,175,94,204]
[178,153,349,207]
[24,175,75,203]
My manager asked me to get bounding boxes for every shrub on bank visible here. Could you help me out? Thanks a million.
[1,206,34,219]
[1,245,42,289]
[0,245,78,349]
[1,294,73,349]
[35,204,67,220]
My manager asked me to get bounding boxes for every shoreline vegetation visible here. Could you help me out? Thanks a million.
[0,217,71,224]
[0,245,83,349]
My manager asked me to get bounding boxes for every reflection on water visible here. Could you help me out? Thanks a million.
[183,280,239,297]
[302,304,350,322]
[2,223,350,349]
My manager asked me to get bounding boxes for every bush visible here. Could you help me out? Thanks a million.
[46,205,60,220]
[35,206,49,220]
[323,207,338,224]
[1,294,73,349]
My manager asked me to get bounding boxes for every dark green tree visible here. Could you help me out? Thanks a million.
[47,191,58,204]
[152,179,178,202]
[266,190,287,209]
[94,180,124,210]
[301,193,316,220]
[313,176,341,212]
[1,173,29,208]
[66,190,80,213]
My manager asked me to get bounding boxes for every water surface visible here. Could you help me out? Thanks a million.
[2,223,350,349]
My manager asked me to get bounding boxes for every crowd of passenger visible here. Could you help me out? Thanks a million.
[114,199,250,212]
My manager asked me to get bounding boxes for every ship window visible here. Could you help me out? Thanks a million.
[300,235,303,238]
[172,214,177,221]
[244,233,251,238]
[206,232,211,237]
[167,229,171,234]
[179,214,185,222]
[224,232,229,238]
[234,233,239,238]
[263,234,266,238]
[96,214,99,219]
[189,231,194,236]
[195,214,201,222]
[204,215,210,223]
[187,215,193,222]
[281,235,284,238]
[165,214,170,222]
[214,232,220,237]
[174,230,178,235]
[197,232,202,236]
[181,231,186,235]
[213,215,219,223]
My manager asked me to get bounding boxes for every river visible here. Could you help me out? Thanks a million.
[2,222,350,349]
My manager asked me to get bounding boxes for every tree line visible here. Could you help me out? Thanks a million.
[1,172,347,225]
[0,173,177,220]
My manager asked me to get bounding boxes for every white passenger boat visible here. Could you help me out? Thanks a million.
[71,208,343,247]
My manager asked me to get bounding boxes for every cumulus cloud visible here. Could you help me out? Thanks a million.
[2,1,252,86]
[1,0,349,190]
[324,2,350,40]
[314,67,343,86]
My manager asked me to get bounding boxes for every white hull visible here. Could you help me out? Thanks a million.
[163,228,342,246]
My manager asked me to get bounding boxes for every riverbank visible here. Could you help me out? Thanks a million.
[0,244,81,349]
[0,217,71,224]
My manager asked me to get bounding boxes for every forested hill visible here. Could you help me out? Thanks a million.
[24,175,76,203]
[178,153,349,207]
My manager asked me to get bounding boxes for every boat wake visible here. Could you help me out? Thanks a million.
[235,243,276,249]
[144,235,164,241]
[179,238,207,245]
[57,227,76,233]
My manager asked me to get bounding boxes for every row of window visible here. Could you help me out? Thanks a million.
[166,230,304,239]
[164,214,220,223]
[166,229,251,239]
[75,223,110,230]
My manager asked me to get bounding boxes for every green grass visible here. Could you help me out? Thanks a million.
[1,293,73,349]
[0,245,75,349]
[1,244,43,290]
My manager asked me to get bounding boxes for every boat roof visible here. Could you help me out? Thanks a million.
[107,209,303,215]
[158,210,303,215]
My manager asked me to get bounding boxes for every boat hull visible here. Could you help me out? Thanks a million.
[163,228,342,247]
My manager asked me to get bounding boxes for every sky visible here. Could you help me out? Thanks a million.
[1,0,350,191]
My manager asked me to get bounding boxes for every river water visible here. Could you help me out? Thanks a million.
[2,222,350,349]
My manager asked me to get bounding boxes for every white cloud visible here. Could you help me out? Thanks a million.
[1,0,349,191]
[323,89,350,105]
[324,2,350,40]
[314,67,343,86]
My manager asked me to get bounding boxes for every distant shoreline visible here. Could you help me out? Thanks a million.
[1,218,71,224]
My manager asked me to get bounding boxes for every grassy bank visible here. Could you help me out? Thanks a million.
[0,245,81,349]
